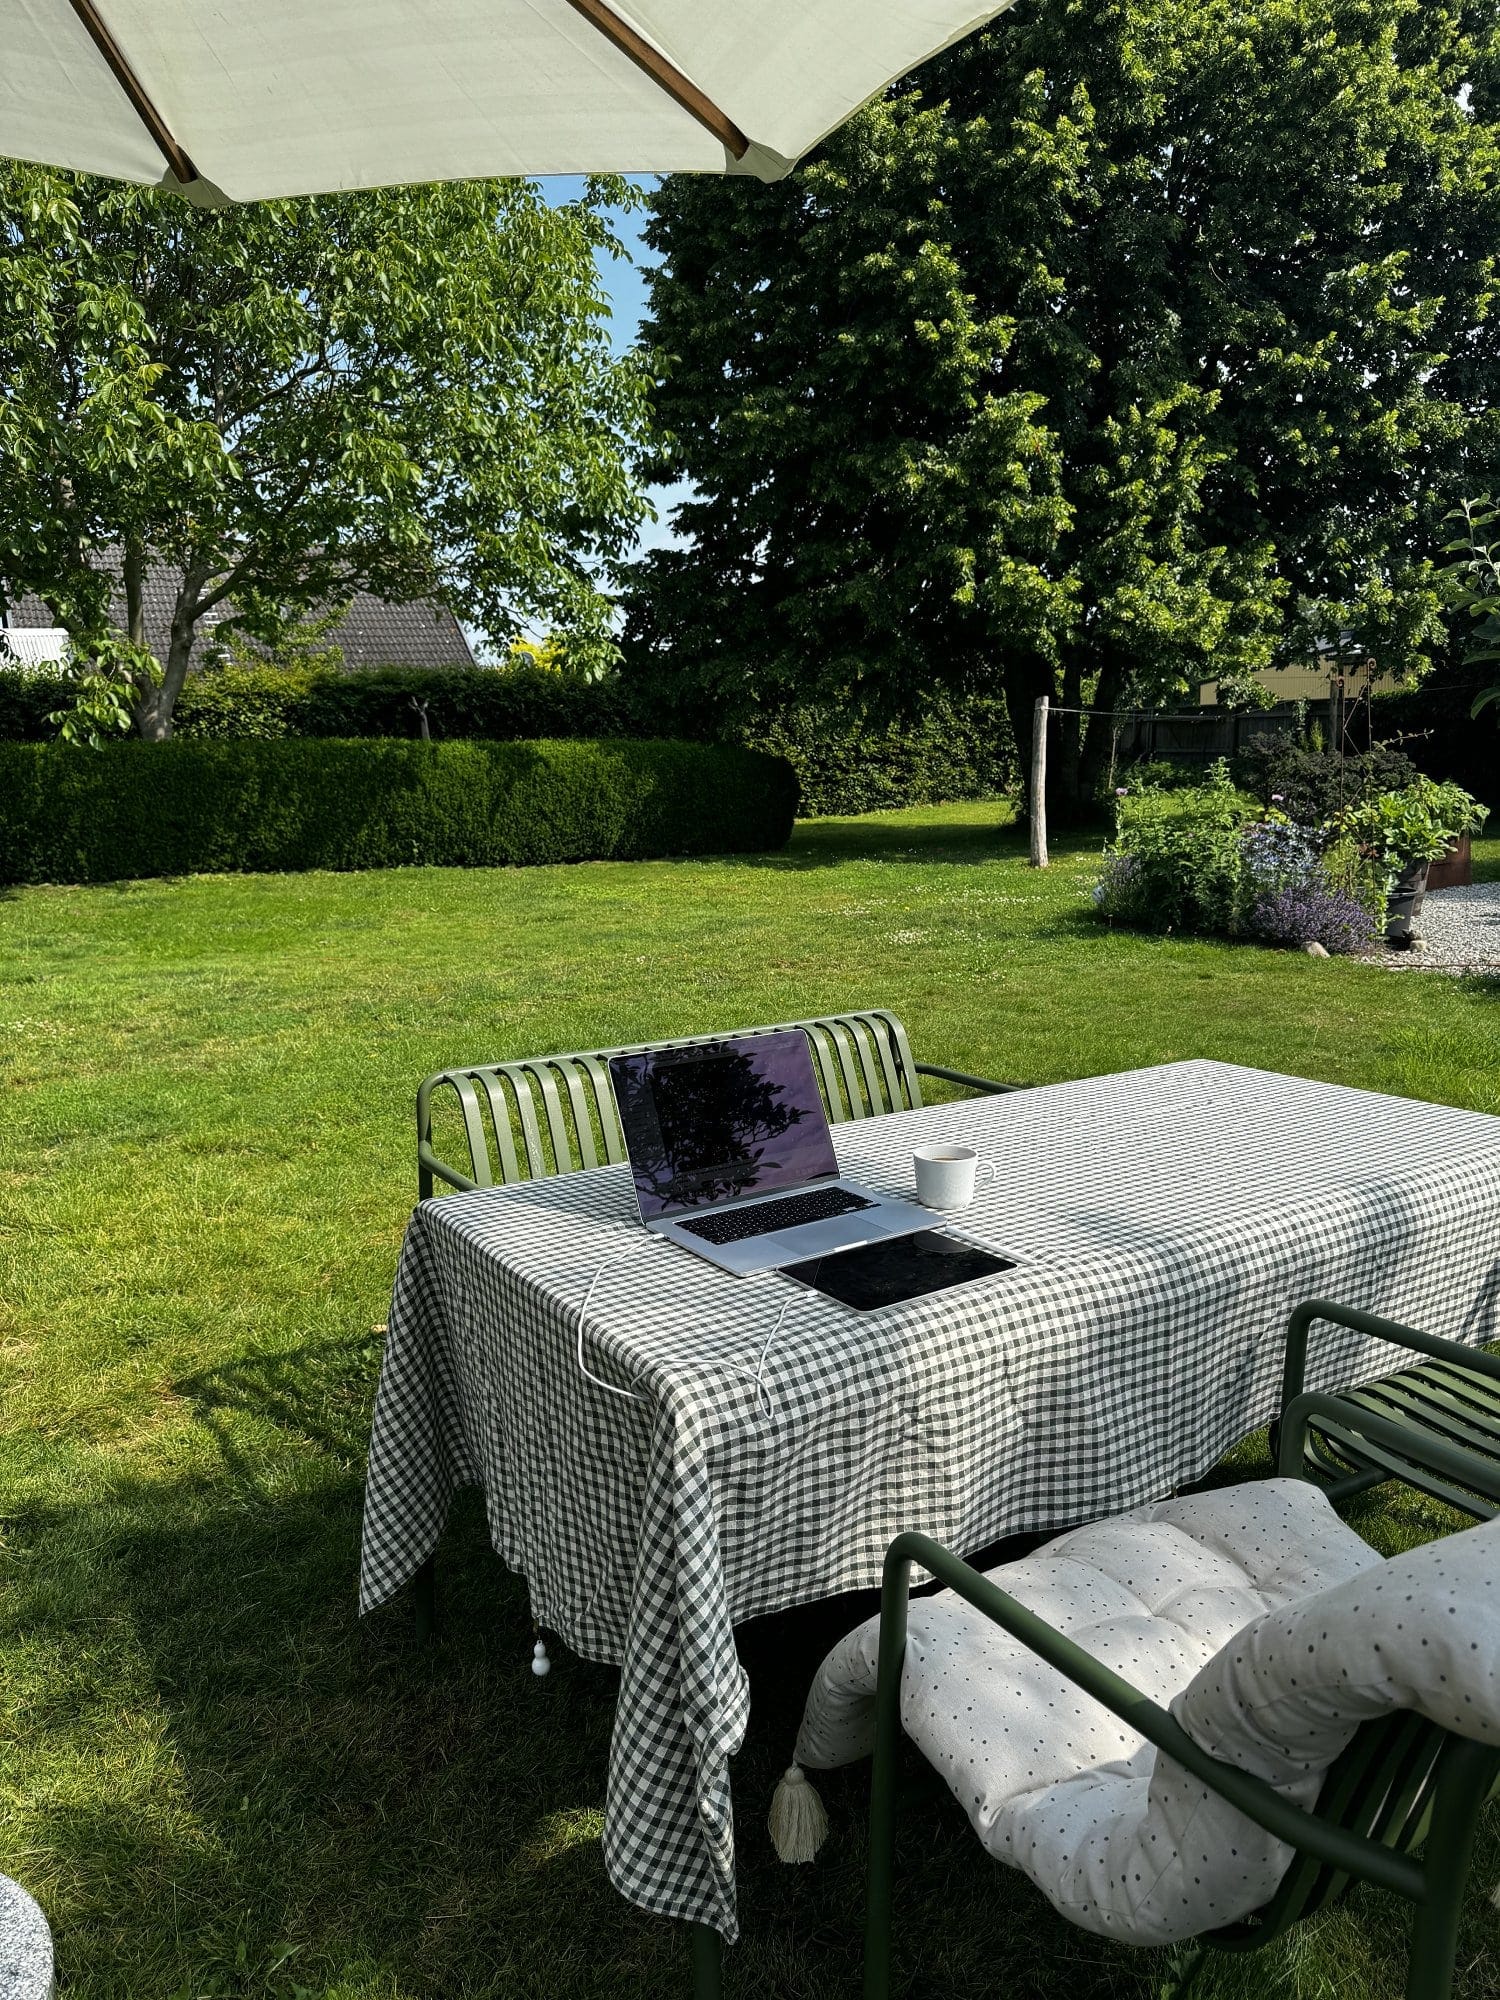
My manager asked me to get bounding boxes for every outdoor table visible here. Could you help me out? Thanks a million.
[359,1057,1500,1961]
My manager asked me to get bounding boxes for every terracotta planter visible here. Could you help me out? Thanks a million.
[1385,856,1429,946]
[1426,832,1472,891]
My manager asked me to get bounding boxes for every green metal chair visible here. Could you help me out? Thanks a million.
[416,1009,1019,1201]
[854,1298,1500,1999]
[864,1530,1500,2000]
[1276,1298,1500,1520]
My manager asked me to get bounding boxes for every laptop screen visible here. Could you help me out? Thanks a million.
[609,1031,840,1221]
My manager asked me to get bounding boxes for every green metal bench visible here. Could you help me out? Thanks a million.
[865,1530,1500,2000]
[416,1008,1020,1201]
[1276,1299,1500,1520]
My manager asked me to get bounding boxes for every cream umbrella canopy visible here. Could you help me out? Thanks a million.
[3,0,1016,203]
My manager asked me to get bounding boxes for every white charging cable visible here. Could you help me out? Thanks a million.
[742,1294,793,1419]
[571,1236,796,1419]
[573,1238,657,1404]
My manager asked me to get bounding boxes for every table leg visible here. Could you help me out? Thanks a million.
[690,1922,722,1999]
[412,1554,437,1642]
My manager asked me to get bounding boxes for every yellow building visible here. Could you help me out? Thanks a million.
[1197,656,1406,707]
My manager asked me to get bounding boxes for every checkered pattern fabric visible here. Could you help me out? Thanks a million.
[359,1060,1500,1941]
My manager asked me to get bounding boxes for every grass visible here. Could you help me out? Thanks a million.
[1,800,1497,2000]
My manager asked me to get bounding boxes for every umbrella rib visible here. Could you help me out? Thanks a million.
[563,0,749,159]
[66,0,199,185]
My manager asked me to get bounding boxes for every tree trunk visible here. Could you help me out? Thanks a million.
[135,569,205,740]
[122,536,147,649]
[1078,653,1127,804]
[1050,652,1087,822]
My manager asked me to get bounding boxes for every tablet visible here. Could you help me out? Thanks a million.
[780,1229,1015,1312]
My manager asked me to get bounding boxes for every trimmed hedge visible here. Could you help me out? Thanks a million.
[0,662,638,744]
[0,737,798,884]
[0,664,1014,816]
[748,697,1013,816]
[181,663,642,742]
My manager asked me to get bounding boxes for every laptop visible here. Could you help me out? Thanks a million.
[608,1029,933,1275]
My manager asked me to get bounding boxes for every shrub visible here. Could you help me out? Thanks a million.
[0,665,68,740]
[1113,758,1209,794]
[1334,777,1489,868]
[1,663,1014,815]
[0,738,797,885]
[171,662,323,738]
[1240,818,1382,953]
[1236,736,1417,822]
[1095,769,1385,954]
[178,662,641,742]
[1092,850,1147,924]
[1238,816,1326,892]
[1096,772,1246,935]
[748,696,1013,815]
[0,662,641,745]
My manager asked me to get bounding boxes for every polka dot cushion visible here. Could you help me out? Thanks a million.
[794,1482,1500,1943]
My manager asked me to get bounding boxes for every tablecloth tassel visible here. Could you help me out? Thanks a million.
[769,1762,828,1863]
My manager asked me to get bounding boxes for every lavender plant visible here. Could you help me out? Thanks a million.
[1248,880,1378,955]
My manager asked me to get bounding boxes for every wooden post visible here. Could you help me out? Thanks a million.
[1029,695,1049,868]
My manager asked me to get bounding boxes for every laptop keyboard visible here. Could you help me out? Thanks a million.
[677,1186,875,1246]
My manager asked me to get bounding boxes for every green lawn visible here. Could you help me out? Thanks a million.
[2,802,1497,2000]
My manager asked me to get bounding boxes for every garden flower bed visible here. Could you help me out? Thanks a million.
[1093,759,1488,958]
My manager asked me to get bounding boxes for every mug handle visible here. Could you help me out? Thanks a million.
[975,1158,998,1184]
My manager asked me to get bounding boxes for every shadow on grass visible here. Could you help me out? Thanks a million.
[174,1334,386,1487]
[6,1365,1161,2000]
[25,1310,1486,2000]
[708,811,1103,874]
[12,1459,1475,2000]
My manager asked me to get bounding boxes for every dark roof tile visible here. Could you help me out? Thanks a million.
[5,560,474,671]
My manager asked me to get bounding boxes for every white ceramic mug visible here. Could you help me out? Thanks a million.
[913,1143,996,1210]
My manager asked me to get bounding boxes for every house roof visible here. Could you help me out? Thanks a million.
[4,559,473,671]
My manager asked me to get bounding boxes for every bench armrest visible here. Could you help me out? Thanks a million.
[416,1140,478,1196]
[1281,1298,1500,1411]
[912,1062,1025,1095]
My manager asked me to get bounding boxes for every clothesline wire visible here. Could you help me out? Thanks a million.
[1039,703,1257,720]
[1039,681,1490,720]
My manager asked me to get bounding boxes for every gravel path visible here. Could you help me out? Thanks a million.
[1381,880,1500,975]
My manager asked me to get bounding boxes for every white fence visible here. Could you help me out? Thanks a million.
[0,628,70,669]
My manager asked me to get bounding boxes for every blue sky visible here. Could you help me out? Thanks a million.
[467,178,683,655]
[544,175,689,559]
[544,176,656,352]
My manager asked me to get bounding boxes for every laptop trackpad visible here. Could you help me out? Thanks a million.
[796,1213,889,1252]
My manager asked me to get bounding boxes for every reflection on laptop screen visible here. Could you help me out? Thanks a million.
[610,1031,840,1221]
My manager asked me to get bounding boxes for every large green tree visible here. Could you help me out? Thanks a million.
[0,170,649,738]
[630,0,1500,811]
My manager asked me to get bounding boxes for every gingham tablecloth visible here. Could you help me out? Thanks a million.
[359,1059,1500,1941]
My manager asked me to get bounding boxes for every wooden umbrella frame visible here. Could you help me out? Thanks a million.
[65,0,751,199]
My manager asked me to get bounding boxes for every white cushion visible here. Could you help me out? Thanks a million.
[794,1481,1500,1942]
